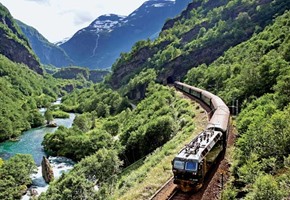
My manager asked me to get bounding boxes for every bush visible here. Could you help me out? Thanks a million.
[245,174,285,200]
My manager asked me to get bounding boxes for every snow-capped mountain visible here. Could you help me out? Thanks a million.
[60,0,192,69]
[89,14,126,32]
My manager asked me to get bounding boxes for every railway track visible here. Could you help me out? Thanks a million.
[149,86,234,200]
[150,152,224,200]
[149,151,229,200]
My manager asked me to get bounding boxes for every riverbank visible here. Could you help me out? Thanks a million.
[0,113,75,165]
[0,105,76,197]
[22,156,75,200]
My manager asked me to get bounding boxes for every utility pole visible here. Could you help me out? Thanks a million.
[236,99,239,115]
[232,100,235,115]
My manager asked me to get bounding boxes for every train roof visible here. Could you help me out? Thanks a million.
[175,82,230,132]
[174,130,223,163]
[207,106,230,132]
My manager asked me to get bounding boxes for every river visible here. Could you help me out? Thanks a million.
[0,99,76,198]
[0,113,75,165]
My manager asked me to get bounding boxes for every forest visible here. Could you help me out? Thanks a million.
[39,9,290,196]
[0,0,290,199]
[185,11,290,199]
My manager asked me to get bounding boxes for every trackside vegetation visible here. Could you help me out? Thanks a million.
[1,0,290,199]
[38,83,197,199]
[185,11,290,199]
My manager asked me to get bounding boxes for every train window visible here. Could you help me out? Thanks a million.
[185,161,198,171]
[173,160,185,170]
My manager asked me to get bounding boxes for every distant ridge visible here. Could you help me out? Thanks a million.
[60,0,192,69]
[17,20,75,68]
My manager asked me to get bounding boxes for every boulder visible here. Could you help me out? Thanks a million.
[41,156,54,183]
[46,122,57,127]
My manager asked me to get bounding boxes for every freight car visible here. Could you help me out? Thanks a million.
[172,81,230,192]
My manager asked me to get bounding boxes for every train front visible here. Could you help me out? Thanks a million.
[172,153,202,192]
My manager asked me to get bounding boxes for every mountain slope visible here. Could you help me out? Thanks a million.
[184,10,290,199]
[60,0,192,69]
[0,3,43,74]
[17,20,75,68]
[109,0,290,91]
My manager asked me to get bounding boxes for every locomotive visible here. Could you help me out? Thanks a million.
[172,81,230,192]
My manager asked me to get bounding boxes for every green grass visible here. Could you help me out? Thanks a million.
[112,96,207,200]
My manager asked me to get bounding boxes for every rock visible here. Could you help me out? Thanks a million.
[41,156,54,183]
[30,188,38,196]
[46,122,57,127]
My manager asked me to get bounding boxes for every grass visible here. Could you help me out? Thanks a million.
[112,93,208,199]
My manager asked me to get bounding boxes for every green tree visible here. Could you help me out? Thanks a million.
[245,174,284,200]
[73,114,92,132]
[0,154,36,200]
[44,108,53,125]
[39,149,121,200]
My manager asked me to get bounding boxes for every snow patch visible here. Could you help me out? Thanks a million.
[152,3,166,7]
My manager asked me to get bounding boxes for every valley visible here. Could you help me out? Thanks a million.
[0,0,290,199]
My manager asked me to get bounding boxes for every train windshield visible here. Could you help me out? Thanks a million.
[185,161,198,171]
[173,160,185,170]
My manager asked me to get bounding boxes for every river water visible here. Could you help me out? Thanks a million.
[0,99,76,198]
[0,113,75,165]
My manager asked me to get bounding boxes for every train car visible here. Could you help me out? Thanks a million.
[172,81,230,192]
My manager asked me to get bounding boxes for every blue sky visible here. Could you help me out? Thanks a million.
[0,0,147,43]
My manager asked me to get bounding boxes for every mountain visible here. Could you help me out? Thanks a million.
[108,0,290,90]
[60,0,192,69]
[17,20,75,68]
[0,3,43,74]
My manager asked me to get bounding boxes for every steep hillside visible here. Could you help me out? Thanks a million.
[0,4,91,142]
[17,20,75,68]
[184,10,290,199]
[0,3,43,74]
[28,1,290,199]
[52,66,110,83]
[109,0,290,91]
[60,0,192,69]
[0,55,56,141]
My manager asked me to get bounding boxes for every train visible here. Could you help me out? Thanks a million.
[172,81,230,192]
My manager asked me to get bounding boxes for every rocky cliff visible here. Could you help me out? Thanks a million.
[0,3,43,74]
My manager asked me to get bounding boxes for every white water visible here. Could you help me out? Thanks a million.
[0,97,76,199]
[22,157,75,199]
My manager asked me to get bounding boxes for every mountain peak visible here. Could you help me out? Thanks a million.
[88,14,127,32]
[60,0,192,69]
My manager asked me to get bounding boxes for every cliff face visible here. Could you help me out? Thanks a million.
[110,40,170,89]
[0,3,43,74]
[109,0,290,90]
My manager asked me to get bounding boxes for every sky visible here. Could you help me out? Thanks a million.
[0,0,148,43]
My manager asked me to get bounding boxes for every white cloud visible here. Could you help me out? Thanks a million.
[0,0,147,43]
